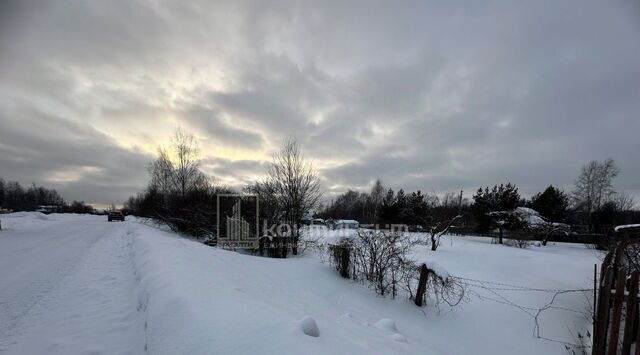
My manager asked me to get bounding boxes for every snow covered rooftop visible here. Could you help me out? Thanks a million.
[331,219,359,224]
[615,224,640,232]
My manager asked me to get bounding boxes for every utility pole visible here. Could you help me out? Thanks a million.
[458,190,463,214]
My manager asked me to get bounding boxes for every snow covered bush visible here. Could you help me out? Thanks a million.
[327,230,466,309]
[328,230,417,298]
[352,230,417,298]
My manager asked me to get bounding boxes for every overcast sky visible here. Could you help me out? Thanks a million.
[1,0,639,207]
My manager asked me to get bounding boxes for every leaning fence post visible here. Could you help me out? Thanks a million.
[339,244,350,278]
[594,263,597,342]
[621,271,639,355]
[635,313,640,355]
[414,264,429,307]
[594,252,614,355]
[608,268,627,355]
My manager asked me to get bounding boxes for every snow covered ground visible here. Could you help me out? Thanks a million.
[0,213,602,354]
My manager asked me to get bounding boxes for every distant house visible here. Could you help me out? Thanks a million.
[301,216,326,226]
[488,207,570,233]
[35,205,62,214]
[326,219,359,230]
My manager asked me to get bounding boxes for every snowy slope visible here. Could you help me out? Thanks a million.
[0,213,601,354]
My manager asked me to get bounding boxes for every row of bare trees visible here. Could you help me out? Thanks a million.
[127,131,323,251]
[127,130,231,237]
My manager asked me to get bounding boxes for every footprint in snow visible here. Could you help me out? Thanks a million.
[374,318,407,343]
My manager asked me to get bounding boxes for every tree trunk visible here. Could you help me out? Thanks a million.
[292,235,299,255]
[415,264,429,306]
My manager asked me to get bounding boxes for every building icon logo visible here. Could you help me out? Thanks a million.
[216,194,259,249]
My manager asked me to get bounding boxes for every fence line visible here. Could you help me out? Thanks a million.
[592,244,640,355]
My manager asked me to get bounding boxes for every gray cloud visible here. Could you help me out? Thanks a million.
[184,104,265,149]
[0,103,152,205]
[1,0,639,206]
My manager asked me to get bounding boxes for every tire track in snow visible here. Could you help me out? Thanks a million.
[0,220,146,354]
[0,221,110,348]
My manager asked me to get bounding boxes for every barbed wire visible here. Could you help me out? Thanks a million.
[451,275,593,351]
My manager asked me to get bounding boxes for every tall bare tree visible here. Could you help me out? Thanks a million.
[572,158,619,230]
[148,148,174,195]
[267,138,322,255]
[171,129,203,197]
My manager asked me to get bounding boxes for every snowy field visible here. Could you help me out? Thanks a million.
[0,213,601,354]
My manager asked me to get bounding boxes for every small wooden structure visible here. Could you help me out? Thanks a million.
[592,231,640,355]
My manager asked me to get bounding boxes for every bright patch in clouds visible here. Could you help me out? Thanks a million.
[1,0,639,205]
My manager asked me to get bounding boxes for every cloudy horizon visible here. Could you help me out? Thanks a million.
[1,0,639,208]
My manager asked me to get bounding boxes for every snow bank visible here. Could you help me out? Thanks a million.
[128,223,417,354]
[0,214,602,355]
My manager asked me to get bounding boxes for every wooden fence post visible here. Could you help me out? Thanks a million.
[621,271,639,355]
[414,264,429,307]
[635,316,640,355]
[594,263,597,341]
[608,268,627,355]
[339,245,350,278]
[594,253,614,355]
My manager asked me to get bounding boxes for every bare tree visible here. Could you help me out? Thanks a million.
[135,129,224,238]
[149,148,174,195]
[171,129,202,197]
[572,158,619,231]
[610,192,635,212]
[439,192,459,208]
[427,215,463,251]
[369,179,385,224]
[267,138,322,255]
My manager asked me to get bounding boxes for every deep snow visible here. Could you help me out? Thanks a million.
[0,213,602,354]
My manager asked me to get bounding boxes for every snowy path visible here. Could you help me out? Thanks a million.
[0,213,601,354]
[0,216,145,354]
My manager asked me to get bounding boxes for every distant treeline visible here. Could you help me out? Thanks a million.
[0,178,94,214]
[317,181,467,227]
[125,129,639,240]
[319,159,639,235]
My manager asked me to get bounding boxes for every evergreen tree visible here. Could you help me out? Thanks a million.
[529,185,569,222]
[472,183,521,232]
[379,188,396,224]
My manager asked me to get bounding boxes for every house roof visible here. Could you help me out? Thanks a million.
[615,224,640,232]
[331,219,359,224]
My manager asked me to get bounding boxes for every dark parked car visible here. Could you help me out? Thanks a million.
[108,211,125,222]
